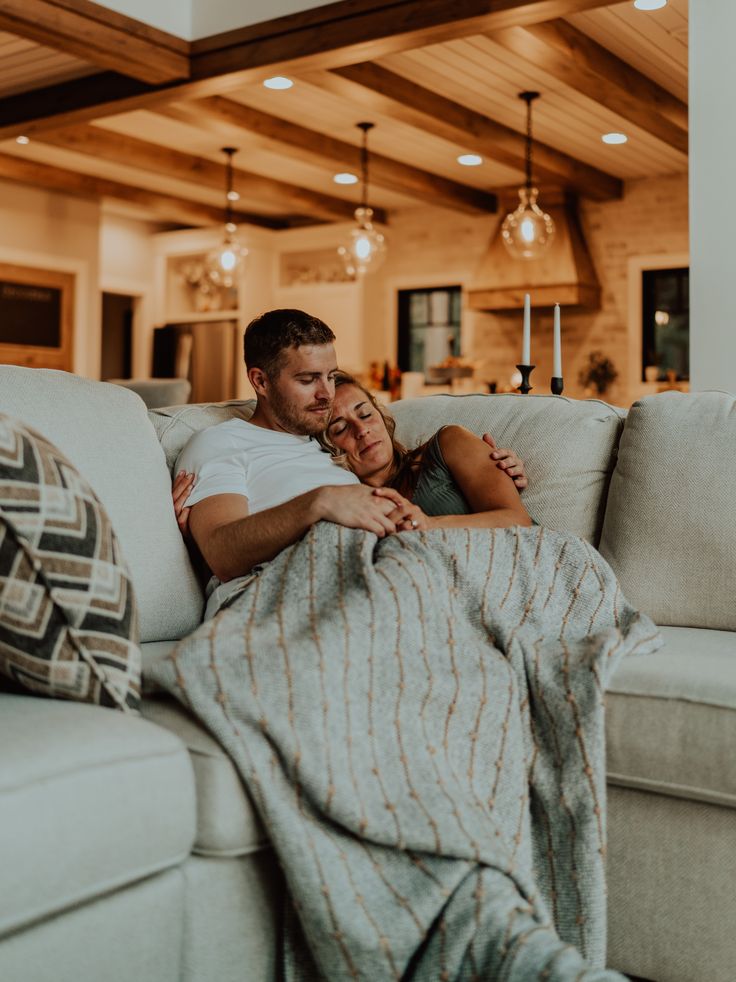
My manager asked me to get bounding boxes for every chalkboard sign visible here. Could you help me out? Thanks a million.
[0,280,62,347]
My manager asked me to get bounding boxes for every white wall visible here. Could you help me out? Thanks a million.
[190,0,334,40]
[0,181,101,378]
[93,0,335,39]
[89,0,190,37]
[689,1,735,393]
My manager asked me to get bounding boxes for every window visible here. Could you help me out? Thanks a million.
[397,286,461,374]
[641,267,689,382]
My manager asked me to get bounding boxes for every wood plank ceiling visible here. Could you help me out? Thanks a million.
[0,0,688,229]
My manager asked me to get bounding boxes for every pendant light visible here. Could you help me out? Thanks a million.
[338,122,386,277]
[501,92,555,261]
[206,147,247,288]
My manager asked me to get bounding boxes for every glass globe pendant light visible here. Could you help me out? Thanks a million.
[206,147,247,288]
[338,122,386,277]
[501,92,555,260]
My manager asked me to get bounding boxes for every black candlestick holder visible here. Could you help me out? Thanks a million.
[516,364,535,395]
[551,376,564,395]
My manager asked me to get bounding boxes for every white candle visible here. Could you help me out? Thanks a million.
[553,303,562,377]
[522,293,531,364]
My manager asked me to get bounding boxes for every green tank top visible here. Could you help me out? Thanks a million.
[411,428,471,517]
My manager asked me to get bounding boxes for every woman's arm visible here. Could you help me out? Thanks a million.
[431,425,532,529]
[375,426,532,531]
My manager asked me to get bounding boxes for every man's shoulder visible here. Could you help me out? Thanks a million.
[176,417,253,468]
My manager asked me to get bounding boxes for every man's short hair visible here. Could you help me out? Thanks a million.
[243,309,336,377]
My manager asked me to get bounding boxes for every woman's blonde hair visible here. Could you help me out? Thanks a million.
[319,373,423,488]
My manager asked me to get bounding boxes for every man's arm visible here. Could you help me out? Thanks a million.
[188,483,407,582]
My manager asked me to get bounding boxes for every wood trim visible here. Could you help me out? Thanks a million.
[190,0,407,55]
[48,0,189,53]
[190,0,617,78]
[0,0,190,84]
[315,63,622,200]
[490,21,688,154]
[0,263,74,371]
[0,152,290,229]
[0,0,614,138]
[188,96,498,214]
[467,283,600,310]
[35,123,372,223]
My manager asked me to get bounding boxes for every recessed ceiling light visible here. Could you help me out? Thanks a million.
[333,172,358,185]
[602,132,628,144]
[226,190,240,202]
[634,0,667,10]
[16,135,29,145]
[263,76,293,90]
[457,153,483,166]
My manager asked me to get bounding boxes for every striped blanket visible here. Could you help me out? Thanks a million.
[148,523,661,981]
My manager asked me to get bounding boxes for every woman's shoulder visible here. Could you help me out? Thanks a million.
[435,424,478,455]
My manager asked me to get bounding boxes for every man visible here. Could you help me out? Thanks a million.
[175,309,526,596]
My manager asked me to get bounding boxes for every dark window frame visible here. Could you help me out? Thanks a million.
[641,266,689,382]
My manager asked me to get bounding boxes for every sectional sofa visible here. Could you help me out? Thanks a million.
[0,365,734,982]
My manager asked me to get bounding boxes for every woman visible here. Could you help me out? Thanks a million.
[320,373,532,532]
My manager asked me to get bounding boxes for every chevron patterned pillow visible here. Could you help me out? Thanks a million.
[0,413,141,712]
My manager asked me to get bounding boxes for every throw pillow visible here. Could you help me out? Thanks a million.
[0,412,141,712]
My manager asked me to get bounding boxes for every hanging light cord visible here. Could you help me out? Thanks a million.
[525,100,532,192]
[357,122,374,213]
[222,146,237,228]
[520,92,539,194]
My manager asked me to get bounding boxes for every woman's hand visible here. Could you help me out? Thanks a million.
[482,434,528,491]
[372,487,433,531]
[172,470,195,538]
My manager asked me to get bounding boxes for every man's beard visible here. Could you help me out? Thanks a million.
[268,386,331,436]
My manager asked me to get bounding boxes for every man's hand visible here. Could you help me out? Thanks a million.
[482,434,528,491]
[172,471,195,536]
[313,484,408,537]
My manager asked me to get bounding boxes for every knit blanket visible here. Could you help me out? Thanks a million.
[148,523,662,981]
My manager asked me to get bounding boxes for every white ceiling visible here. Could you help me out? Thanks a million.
[91,0,338,40]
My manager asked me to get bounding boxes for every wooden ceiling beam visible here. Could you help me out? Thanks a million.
[314,63,622,200]
[489,20,688,154]
[182,96,498,214]
[0,152,289,228]
[32,123,366,224]
[0,0,189,85]
[0,0,615,139]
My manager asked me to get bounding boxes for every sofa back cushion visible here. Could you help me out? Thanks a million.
[150,393,624,545]
[599,390,736,628]
[0,368,203,642]
[392,393,626,544]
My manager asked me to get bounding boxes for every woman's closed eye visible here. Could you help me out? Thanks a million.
[329,413,372,437]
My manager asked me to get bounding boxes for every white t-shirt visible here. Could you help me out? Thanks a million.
[176,417,358,515]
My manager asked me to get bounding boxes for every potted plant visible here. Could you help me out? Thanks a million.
[578,350,618,397]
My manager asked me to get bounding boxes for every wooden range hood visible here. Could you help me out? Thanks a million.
[467,190,601,312]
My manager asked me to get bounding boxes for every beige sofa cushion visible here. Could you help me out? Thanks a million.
[599,390,736,628]
[142,694,267,857]
[606,625,736,808]
[0,368,203,642]
[151,393,624,545]
[0,693,196,937]
[392,393,625,543]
